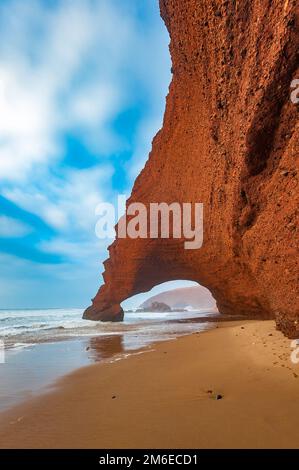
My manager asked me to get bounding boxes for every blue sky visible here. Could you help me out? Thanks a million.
[0,0,196,309]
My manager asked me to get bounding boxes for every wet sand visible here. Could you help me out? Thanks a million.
[0,312,218,411]
[0,320,299,448]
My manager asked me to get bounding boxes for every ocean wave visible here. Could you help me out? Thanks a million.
[0,309,215,348]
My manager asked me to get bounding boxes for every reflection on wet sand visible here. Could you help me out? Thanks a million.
[0,313,221,411]
[86,335,124,362]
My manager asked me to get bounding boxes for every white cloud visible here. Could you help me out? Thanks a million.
[38,237,108,262]
[3,165,113,232]
[0,0,171,308]
[70,83,119,127]
[0,0,171,180]
[0,216,31,237]
[0,1,130,182]
[0,63,58,180]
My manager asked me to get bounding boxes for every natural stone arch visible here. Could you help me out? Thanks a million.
[84,0,298,337]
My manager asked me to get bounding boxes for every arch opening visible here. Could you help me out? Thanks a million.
[121,280,217,314]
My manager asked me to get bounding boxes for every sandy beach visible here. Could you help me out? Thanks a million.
[0,319,299,449]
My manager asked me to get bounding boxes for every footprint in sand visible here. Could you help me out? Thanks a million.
[9,416,24,425]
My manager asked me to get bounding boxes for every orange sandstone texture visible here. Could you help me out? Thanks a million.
[84,0,299,337]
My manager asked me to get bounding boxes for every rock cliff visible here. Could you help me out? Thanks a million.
[84,0,299,337]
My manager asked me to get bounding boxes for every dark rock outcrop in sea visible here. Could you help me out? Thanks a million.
[83,0,299,338]
[137,302,172,313]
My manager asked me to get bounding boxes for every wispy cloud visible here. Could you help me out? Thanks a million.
[3,165,113,231]
[0,216,31,238]
[0,0,171,308]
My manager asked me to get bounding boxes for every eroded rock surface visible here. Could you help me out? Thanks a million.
[84,0,299,337]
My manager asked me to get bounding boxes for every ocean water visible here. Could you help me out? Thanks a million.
[0,308,217,350]
[0,308,217,411]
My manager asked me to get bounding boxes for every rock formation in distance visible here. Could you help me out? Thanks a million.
[140,286,216,311]
[137,301,172,313]
[84,0,299,337]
